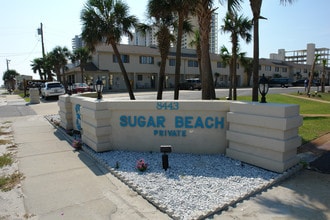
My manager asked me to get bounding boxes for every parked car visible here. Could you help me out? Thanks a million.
[179,78,201,90]
[72,83,91,93]
[292,79,321,87]
[268,78,291,88]
[40,82,65,99]
[291,79,305,87]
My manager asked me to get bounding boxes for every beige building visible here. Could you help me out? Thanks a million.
[66,44,231,91]
[66,44,330,92]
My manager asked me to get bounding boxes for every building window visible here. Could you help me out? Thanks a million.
[303,68,307,73]
[217,62,225,68]
[169,59,176,66]
[275,67,279,72]
[140,56,154,64]
[237,63,240,69]
[188,60,198,67]
[282,67,287,72]
[113,54,130,63]
[137,75,143,81]
[265,65,271,71]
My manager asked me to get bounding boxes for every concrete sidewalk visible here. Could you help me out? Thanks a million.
[0,94,170,219]
[11,115,170,219]
[2,94,330,219]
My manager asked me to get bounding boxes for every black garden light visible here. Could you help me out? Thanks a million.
[258,74,269,103]
[67,81,73,96]
[160,145,172,171]
[95,76,104,100]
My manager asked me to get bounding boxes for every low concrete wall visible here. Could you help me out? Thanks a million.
[58,95,302,173]
[226,102,303,173]
[29,88,40,104]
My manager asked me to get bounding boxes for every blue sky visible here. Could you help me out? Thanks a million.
[1,0,329,85]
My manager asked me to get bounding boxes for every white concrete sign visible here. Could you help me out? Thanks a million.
[58,95,302,173]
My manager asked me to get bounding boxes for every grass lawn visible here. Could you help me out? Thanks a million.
[237,93,330,144]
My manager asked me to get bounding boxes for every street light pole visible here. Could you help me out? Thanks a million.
[6,59,10,71]
[38,23,45,58]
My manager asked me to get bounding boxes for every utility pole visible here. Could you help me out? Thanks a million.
[6,59,10,71]
[37,23,45,58]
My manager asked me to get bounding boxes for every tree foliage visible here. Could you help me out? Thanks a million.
[81,0,137,100]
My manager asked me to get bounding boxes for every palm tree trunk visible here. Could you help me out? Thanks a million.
[228,61,233,100]
[55,67,61,83]
[157,59,166,100]
[80,66,84,84]
[197,1,215,100]
[174,14,184,100]
[232,37,238,100]
[111,43,135,100]
[321,60,326,93]
[307,56,318,96]
[250,0,262,102]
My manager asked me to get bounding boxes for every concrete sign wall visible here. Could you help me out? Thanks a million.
[58,95,302,173]
[108,101,229,154]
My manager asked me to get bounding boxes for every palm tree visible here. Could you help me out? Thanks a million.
[321,59,327,93]
[195,0,216,99]
[170,0,197,100]
[194,0,242,100]
[3,70,19,91]
[240,56,253,87]
[249,0,294,101]
[307,54,320,95]
[221,11,252,100]
[48,46,70,84]
[31,58,46,80]
[147,0,175,100]
[71,47,92,84]
[43,55,56,81]
[219,46,233,98]
[188,30,202,79]
[214,72,220,87]
[81,0,137,100]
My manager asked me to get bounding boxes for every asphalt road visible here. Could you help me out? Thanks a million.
[103,86,307,100]
[0,86,318,118]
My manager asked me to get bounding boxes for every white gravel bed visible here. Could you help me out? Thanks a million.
[46,115,299,220]
[84,148,283,220]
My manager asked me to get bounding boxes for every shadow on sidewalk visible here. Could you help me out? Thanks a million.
[53,127,110,176]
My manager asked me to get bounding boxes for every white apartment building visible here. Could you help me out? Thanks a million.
[72,35,83,50]
[270,43,330,67]
[130,13,219,54]
[66,43,330,92]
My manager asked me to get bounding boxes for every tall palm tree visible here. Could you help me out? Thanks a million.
[81,0,137,100]
[249,0,294,101]
[31,58,46,80]
[147,0,175,100]
[321,59,327,93]
[221,11,252,100]
[189,30,202,79]
[194,0,241,100]
[195,0,216,99]
[71,47,92,84]
[307,54,320,95]
[48,46,70,84]
[170,0,197,100]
